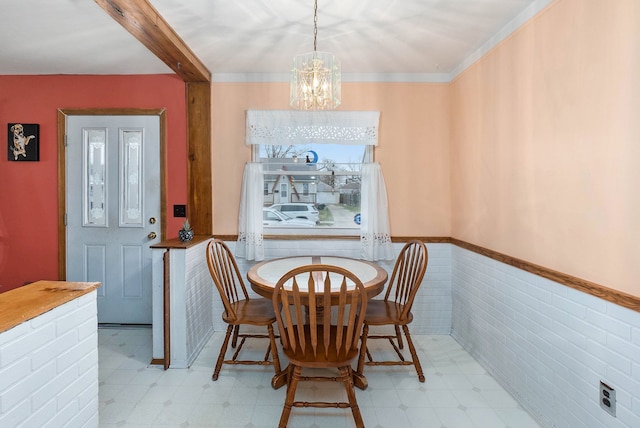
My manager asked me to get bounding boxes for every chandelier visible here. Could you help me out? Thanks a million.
[290,0,341,110]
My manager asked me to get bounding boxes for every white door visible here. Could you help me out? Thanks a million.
[66,115,160,324]
[279,182,288,203]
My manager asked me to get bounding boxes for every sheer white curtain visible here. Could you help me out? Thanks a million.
[360,162,393,261]
[236,163,264,261]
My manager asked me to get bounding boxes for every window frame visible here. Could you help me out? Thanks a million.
[253,144,373,236]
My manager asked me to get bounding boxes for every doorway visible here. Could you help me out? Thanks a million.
[58,109,166,324]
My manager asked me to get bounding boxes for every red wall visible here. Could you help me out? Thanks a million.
[0,74,187,291]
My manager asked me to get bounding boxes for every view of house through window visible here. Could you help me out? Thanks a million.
[255,143,372,233]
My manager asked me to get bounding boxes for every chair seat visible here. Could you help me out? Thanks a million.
[223,298,276,325]
[282,325,359,368]
[364,300,413,326]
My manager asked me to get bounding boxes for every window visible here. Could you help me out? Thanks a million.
[239,110,391,260]
[254,143,373,234]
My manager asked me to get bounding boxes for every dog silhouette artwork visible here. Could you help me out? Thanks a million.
[8,123,38,161]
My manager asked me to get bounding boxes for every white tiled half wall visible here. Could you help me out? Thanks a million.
[451,246,640,428]
[163,241,215,368]
[223,239,452,335]
[0,291,99,428]
[184,242,214,364]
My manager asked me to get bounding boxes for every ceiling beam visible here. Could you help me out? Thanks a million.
[94,0,211,82]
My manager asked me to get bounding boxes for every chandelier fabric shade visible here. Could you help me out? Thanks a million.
[290,0,341,110]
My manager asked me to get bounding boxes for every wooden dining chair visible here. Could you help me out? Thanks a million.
[206,239,281,382]
[272,264,368,428]
[356,239,428,383]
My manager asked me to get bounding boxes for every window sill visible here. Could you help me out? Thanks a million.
[263,227,360,240]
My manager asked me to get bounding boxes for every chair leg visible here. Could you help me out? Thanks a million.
[231,324,240,348]
[395,325,404,349]
[212,324,233,381]
[355,324,369,379]
[341,366,364,428]
[268,323,282,376]
[279,364,301,428]
[403,324,425,382]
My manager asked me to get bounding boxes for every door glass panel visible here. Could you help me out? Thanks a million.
[120,129,144,227]
[83,128,107,227]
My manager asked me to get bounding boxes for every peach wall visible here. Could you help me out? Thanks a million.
[0,75,188,291]
[450,0,640,295]
[211,82,451,237]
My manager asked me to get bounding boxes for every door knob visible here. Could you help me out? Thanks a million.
[148,231,157,240]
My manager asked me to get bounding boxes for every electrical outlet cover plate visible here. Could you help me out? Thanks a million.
[600,381,616,417]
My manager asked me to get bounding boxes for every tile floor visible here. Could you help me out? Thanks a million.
[97,327,541,428]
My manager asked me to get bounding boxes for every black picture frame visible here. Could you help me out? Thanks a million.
[8,123,40,161]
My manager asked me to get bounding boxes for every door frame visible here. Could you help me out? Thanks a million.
[57,108,167,280]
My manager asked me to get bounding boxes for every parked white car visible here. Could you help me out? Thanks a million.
[263,208,315,227]
[269,203,320,224]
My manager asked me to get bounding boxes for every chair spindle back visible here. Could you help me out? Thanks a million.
[206,239,249,321]
[273,264,367,360]
[384,240,428,319]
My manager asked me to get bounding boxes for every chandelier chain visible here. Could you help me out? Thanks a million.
[313,0,318,52]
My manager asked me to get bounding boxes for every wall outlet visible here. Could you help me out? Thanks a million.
[600,381,616,417]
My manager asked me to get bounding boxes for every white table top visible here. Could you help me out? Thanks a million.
[247,256,388,297]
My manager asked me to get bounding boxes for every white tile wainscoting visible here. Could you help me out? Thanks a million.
[227,240,453,335]
[451,246,640,428]
[153,239,451,367]
[156,238,640,427]
[151,240,215,368]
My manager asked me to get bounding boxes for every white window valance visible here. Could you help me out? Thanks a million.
[245,110,380,146]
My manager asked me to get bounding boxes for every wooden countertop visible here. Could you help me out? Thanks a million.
[150,235,211,249]
[0,280,101,334]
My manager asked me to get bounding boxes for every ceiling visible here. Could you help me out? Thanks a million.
[0,0,551,82]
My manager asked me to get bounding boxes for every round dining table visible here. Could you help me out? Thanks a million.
[248,255,388,298]
[247,255,388,390]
